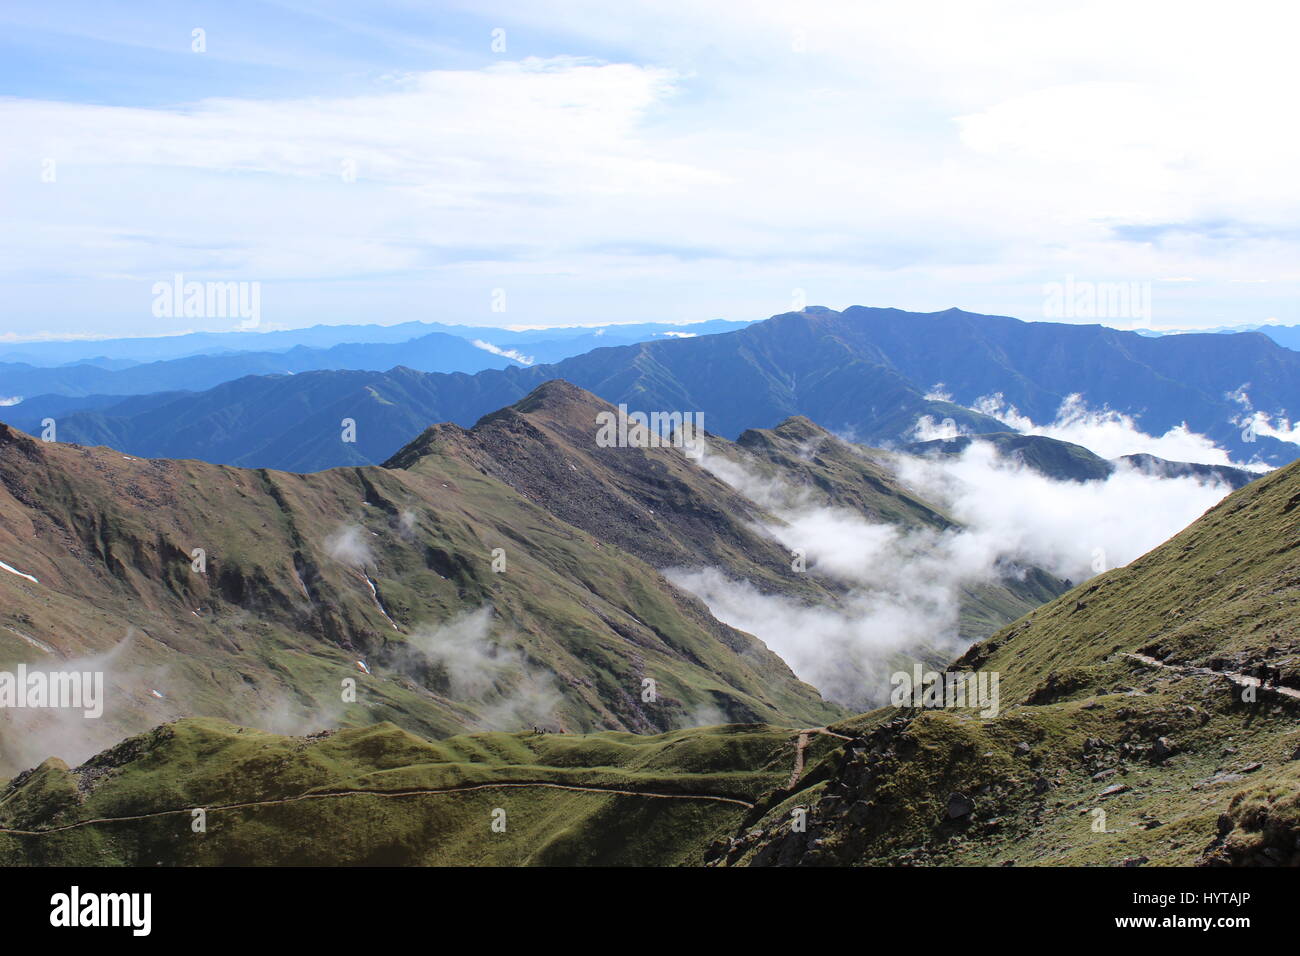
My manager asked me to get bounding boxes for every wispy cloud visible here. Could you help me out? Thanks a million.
[670,434,1235,709]
[1228,385,1300,448]
[966,392,1268,469]
[471,340,534,365]
[394,606,560,731]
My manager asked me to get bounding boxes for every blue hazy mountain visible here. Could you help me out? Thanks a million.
[0,320,752,400]
[0,319,751,368]
[5,306,1296,472]
[1137,323,1300,352]
[0,332,519,398]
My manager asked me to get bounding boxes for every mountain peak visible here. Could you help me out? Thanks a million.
[508,379,606,416]
[742,415,832,446]
[0,420,41,457]
[473,379,615,437]
[773,414,831,436]
[383,380,610,470]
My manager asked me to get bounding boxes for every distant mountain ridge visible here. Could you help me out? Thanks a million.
[0,319,751,402]
[0,318,751,372]
[905,432,1258,488]
[1138,322,1300,353]
[0,332,521,398]
[5,305,1298,472]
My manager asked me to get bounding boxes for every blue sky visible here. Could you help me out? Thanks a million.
[3,0,1300,340]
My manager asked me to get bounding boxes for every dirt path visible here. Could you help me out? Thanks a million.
[0,780,755,837]
[787,733,809,789]
[2,726,863,838]
[786,727,854,789]
[1126,652,1300,701]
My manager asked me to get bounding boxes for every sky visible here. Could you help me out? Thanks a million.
[4,0,1300,340]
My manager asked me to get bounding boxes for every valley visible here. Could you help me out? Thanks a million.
[5,448,1294,866]
[1,363,1291,866]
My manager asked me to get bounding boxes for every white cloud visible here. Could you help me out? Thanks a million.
[8,4,1300,335]
[324,523,374,569]
[895,441,1233,582]
[0,633,173,777]
[1247,413,1300,446]
[972,392,1261,467]
[924,383,953,402]
[471,340,535,365]
[401,606,560,731]
[911,414,965,442]
[671,434,1236,708]
[1228,385,1300,448]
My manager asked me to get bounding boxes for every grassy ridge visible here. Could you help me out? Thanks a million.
[0,395,843,777]
[4,459,1296,866]
[719,459,1300,866]
[0,717,799,866]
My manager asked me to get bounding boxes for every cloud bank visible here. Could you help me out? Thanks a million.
[969,392,1251,466]
[669,435,1235,709]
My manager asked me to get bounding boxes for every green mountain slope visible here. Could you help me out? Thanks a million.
[721,458,1300,866]
[0,388,846,778]
[2,379,1069,781]
[6,442,1273,867]
[387,381,838,603]
[0,717,831,866]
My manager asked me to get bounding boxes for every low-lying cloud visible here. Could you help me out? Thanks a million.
[895,441,1232,582]
[1229,385,1300,448]
[397,606,560,732]
[969,392,1254,467]
[325,523,374,569]
[0,633,174,777]
[670,433,1237,710]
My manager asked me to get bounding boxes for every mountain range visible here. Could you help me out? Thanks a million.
[2,304,1298,869]
[0,318,752,399]
[0,381,1071,779]
[7,305,1296,473]
[1140,322,1300,353]
[906,432,1257,488]
[4,441,1296,866]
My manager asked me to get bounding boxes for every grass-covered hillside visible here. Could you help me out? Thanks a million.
[0,385,845,777]
[4,456,1295,866]
[0,717,840,866]
[722,457,1300,866]
[0,380,1071,779]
